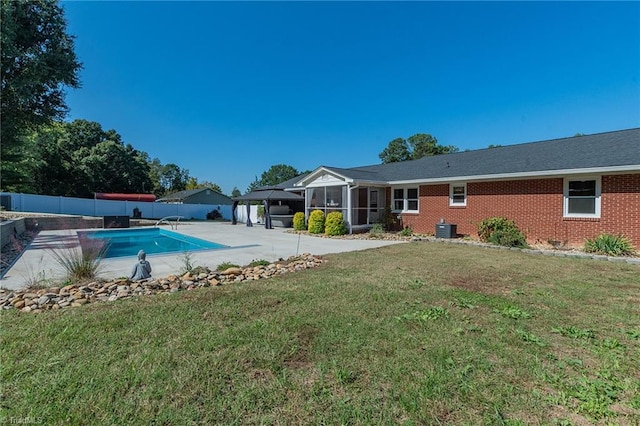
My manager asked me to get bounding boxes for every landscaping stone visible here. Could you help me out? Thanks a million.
[0,254,326,313]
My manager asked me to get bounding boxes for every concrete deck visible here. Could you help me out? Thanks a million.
[1,222,404,291]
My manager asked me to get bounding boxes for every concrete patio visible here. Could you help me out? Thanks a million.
[1,221,405,291]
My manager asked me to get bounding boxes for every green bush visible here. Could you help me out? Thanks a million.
[206,209,222,220]
[308,210,325,234]
[399,226,413,237]
[584,233,635,256]
[380,206,402,231]
[48,236,109,282]
[369,223,385,238]
[216,262,240,271]
[477,217,528,248]
[325,211,347,236]
[293,212,306,231]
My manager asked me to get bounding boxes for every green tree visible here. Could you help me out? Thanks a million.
[1,0,82,189]
[185,177,222,193]
[32,122,77,195]
[379,134,458,163]
[246,164,300,193]
[246,176,260,194]
[258,164,300,187]
[231,187,242,198]
[79,141,152,196]
[408,133,458,158]
[378,137,411,163]
[147,158,165,196]
[30,120,152,197]
[158,163,190,194]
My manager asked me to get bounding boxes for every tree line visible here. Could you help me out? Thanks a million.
[9,118,212,198]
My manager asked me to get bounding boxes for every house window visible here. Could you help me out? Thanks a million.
[393,189,404,211]
[564,177,600,218]
[450,183,467,206]
[392,187,419,212]
[407,188,418,211]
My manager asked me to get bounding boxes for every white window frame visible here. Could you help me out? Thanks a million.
[392,187,419,213]
[449,183,467,207]
[563,177,601,218]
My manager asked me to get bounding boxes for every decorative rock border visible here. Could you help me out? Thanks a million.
[298,230,640,265]
[0,254,325,313]
[410,236,640,265]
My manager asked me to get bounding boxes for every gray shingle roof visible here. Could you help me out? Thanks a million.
[157,188,229,202]
[323,128,640,184]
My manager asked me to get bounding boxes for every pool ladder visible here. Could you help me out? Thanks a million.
[154,216,184,230]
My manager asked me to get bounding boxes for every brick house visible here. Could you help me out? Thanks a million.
[282,128,640,248]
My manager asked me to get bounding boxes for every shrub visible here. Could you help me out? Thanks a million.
[308,210,325,234]
[399,226,413,237]
[256,204,265,221]
[216,261,240,271]
[325,211,347,236]
[380,206,402,231]
[48,236,109,282]
[477,217,528,248]
[206,209,222,220]
[369,223,385,238]
[293,212,306,231]
[179,251,195,274]
[248,259,270,267]
[584,233,635,256]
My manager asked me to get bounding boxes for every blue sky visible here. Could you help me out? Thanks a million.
[62,1,640,195]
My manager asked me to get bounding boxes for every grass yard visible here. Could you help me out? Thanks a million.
[1,242,639,425]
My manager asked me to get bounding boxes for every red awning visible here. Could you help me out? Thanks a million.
[94,193,156,202]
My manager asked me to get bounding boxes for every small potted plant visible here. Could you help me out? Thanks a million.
[256,204,265,224]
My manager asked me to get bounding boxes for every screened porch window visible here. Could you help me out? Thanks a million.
[307,186,347,217]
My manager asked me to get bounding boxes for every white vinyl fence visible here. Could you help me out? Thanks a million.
[0,192,246,221]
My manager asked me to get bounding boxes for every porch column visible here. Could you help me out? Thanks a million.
[346,185,353,234]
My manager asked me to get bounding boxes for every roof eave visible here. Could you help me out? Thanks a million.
[294,166,355,186]
[390,165,640,185]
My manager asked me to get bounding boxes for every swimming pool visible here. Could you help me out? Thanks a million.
[77,228,228,259]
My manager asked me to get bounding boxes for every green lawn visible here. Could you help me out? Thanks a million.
[2,243,639,425]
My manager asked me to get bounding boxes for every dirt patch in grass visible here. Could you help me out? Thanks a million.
[446,271,513,295]
[284,325,317,369]
[547,405,599,426]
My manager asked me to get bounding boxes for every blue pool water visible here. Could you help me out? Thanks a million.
[77,228,228,259]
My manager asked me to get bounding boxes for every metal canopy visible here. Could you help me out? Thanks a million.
[232,189,303,202]
[231,189,303,228]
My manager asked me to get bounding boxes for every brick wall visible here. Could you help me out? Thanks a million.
[400,173,640,248]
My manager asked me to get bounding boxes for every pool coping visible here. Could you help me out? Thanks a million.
[77,227,231,258]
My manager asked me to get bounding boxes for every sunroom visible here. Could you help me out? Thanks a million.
[295,167,388,233]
